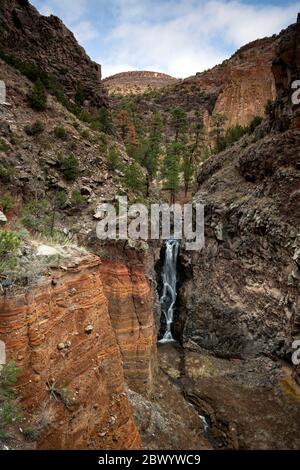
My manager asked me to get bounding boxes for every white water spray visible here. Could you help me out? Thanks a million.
[159,239,179,343]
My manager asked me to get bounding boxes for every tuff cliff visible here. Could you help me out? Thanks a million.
[0,254,142,449]
[0,0,107,111]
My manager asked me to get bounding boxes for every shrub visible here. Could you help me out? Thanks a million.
[54,126,67,140]
[248,116,263,134]
[265,100,273,116]
[124,164,146,194]
[0,361,21,439]
[0,194,14,213]
[0,231,20,256]
[107,146,121,171]
[28,80,47,112]
[71,190,88,207]
[0,164,14,182]
[24,120,45,136]
[60,155,80,181]
[0,139,10,153]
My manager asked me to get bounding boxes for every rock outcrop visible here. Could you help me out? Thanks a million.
[271,15,300,131]
[0,0,106,111]
[0,255,141,449]
[103,71,177,96]
[192,36,278,128]
[100,260,157,395]
[178,15,300,365]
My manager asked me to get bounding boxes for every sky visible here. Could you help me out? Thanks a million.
[30,0,300,78]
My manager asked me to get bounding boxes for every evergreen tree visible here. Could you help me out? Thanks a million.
[209,113,228,152]
[171,107,188,141]
[98,107,115,134]
[162,143,181,204]
[124,163,146,194]
[182,153,194,196]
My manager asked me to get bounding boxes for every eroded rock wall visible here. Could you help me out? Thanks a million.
[0,0,107,111]
[0,255,141,449]
[100,260,157,395]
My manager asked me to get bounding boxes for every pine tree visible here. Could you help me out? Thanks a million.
[162,143,181,204]
[182,153,194,196]
[124,163,146,194]
[98,107,114,134]
[209,113,228,152]
[171,107,188,141]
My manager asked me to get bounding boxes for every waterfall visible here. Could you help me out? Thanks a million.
[159,239,179,343]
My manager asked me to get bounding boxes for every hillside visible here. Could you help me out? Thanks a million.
[103,71,177,96]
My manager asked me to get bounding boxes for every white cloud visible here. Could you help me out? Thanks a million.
[71,21,99,44]
[100,0,300,77]
[38,0,87,23]
[31,0,300,78]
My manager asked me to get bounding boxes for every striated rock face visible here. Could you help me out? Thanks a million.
[103,71,177,96]
[0,255,141,449]
[100,260,157,395]
[0,0,107,111]
[196,37,277,128]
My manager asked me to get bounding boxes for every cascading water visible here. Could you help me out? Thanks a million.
[159,239,179,343]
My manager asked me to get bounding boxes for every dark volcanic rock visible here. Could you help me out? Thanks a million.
[0,0,107,111]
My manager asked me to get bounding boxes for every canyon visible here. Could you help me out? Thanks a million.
[1,0,300,451]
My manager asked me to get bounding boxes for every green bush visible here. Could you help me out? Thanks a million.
[0,361,21,439]
[24,120,45,136]
[0,139,10,153]
[248,116,263,134]
[124,164,146,194]
[60,155,80,181]
[107,146,121,171]
[28,80,47,112]
[0,164,14,182]
[54,126,67,140]
[0,231,20,256]
[71,190,88,207]
[0,194,14,213]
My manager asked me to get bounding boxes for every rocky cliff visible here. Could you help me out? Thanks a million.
[108,34,279,139]
[103,71,177,96]
[0,0,106,111]
[191,36,278,128]
[0,254,142,449]
[178,16,300,363]
[100,260,157,394]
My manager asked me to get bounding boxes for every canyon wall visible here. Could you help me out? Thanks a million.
[179,17,300,364]
[195,36,278,129]
[100,260,157,395]
[0,0,107,110]
[0,255,142,449]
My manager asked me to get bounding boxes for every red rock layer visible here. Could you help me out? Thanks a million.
[0,255,141,450]
[100,260,157,395]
